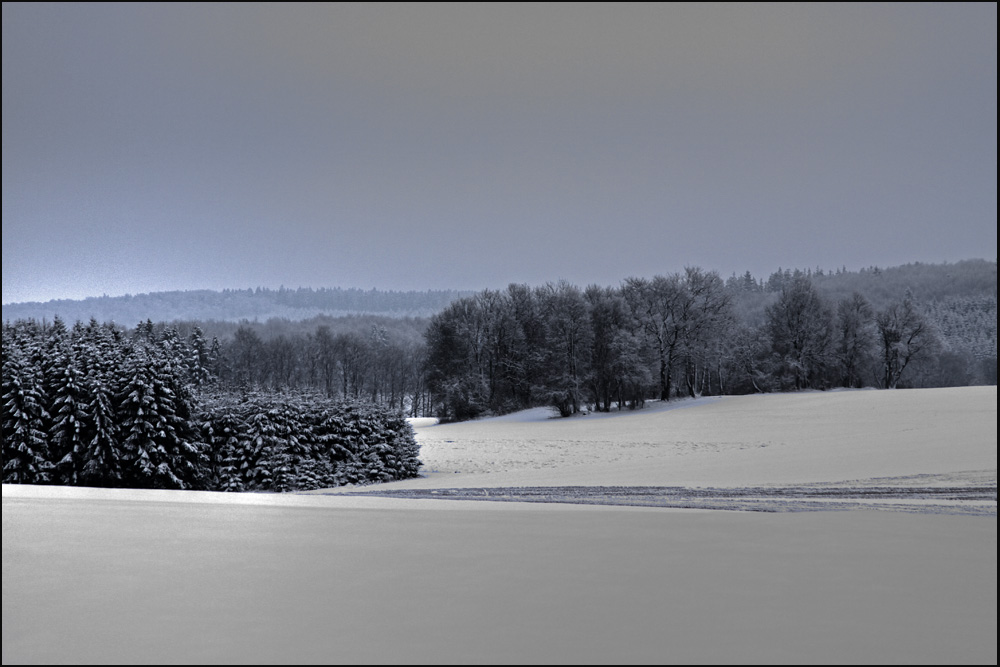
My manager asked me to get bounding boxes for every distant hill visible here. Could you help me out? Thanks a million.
[3,260,995,351]
[724,259,997,362]
[724,259,996,305]
[1,286,475,325]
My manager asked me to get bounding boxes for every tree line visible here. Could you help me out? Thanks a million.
[186,261,994,421]
[214,319,430,415]
[2,318,420,489]
[5,262,993,490]
[423,268,994,421]
[4,261,996,437]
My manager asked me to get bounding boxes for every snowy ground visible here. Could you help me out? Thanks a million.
[3,386,997,664]
[396,386,996,489]
[344,386,997,515]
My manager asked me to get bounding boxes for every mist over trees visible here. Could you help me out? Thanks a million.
[423,261,995,419]
[217,317,429,415]
[1,286,474,325]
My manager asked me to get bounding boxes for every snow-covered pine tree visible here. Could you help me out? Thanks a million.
[261,402,295,492]
[240,400,278,490]
[79,366,122,487]
[115,349,206,489]
[159,356,209,489]
[212,406,246,492]
[117,350,176,488]
[2,346,53,484]
[296,400,339,487]
[48,349,90,485]
[280,394,330,490]
[186,326,214,389]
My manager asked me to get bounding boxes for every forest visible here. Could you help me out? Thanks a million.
[2,260,996,488]
[174,260,995,421]
[0,286,473,325]
[2,318,421,490]
[421,263,996,420]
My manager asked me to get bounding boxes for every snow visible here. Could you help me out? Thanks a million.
[390,386,997,489]
[3,386,997,664]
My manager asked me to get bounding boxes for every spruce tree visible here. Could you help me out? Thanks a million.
[79,366,122,487]
[116,349,205,489]
[2,347,52,484]
[48,350,89,485]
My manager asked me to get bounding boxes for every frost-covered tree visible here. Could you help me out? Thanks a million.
[623,268,731,400]
[79,367,122,487]
[312,325,340,398]
[186,326,214,389]
[4,316,420,491]
[258,400,312,492]
[116,350,206,489]
[228,326,265,388]
[624,275,682,401]
[536,281,592,417]
[423,297,492,421]
[766,276,834,390]
[2,345,52,484]
[585,285,631,412]
[333,331,371,401]
[201,400,245,491]
[240,406,281,490]
[48,350,90,485]
[875,294,938,389]
[724,325,772,394]
[677,268,733,398]
[835,293,875,388]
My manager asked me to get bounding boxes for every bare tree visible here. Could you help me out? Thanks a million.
[623,268,732,401]
[536,281,592,417]
[726,324,771,394]
[765,276,834,390]
[875,294,937,389]
[836,292,875,388]
[228,326,264,388]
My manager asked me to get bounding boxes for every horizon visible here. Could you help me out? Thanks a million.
[3,256,995,307]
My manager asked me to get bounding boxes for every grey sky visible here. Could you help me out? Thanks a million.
[3,3,996,304]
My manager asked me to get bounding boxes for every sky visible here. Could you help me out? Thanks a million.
[2,3,996,304]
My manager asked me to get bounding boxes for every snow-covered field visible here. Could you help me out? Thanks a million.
[3,386,996,664]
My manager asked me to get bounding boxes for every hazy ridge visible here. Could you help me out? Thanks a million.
[2,260,994,326]
[1,286,476,324]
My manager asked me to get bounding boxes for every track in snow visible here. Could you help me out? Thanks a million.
[342,479,996,515]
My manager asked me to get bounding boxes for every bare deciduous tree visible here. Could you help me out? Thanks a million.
[875,294,937,389]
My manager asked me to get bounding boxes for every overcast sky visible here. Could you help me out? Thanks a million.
[3,3,996,304]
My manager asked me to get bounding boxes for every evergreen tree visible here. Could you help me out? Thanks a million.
[186,326,214,388]
[3,317,421,491]
[2,347,52,484]
[48,350,89,485]
[116,350,205,489]
[241,404,279,490]
[79,366,122,487]
[195,394,241,491]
